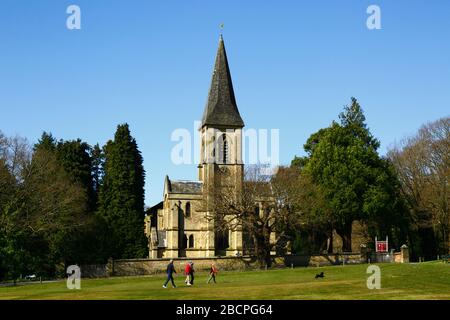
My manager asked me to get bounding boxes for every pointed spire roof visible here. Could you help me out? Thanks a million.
[201,35,244,128]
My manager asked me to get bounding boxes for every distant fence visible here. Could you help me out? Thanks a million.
[370,251,394,263]
[79,244,410,278]
[80,253,365,278]
[365,245,409,264]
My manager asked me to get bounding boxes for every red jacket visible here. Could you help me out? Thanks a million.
[184,264,191,275]
[210,266,218,275]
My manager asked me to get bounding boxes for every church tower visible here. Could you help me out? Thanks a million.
[198,35,245,256]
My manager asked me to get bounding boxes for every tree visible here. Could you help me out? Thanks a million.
[204,165,273,266]
[35,131,56,152]
[21,148,88,272]
[285,164,334,254]
[205,164,328,266]
[0,132,88,280]
[0,133,31,180]
[55,139,95,210]
[32,133,112,266]
[303,98,406,251]
[0,132,33,281]
[388,117,449,257]
[0,157,18,280]
[91,143,104,203]
[98,124,147,259]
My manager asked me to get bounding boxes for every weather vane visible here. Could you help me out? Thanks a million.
[219,23,224,34]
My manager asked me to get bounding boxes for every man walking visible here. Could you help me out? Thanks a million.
[163,259,177,288]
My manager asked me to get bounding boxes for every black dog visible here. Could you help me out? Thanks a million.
[315,272,325,279]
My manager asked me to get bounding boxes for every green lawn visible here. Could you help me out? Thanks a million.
[1,262,449,300]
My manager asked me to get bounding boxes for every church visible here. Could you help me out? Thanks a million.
[145,36,247,258]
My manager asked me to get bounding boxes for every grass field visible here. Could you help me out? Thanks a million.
[0,262,449,300]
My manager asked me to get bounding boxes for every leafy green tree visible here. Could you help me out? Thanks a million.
[303,98,406,251]
[291,156,308,170]
[56,139,95,210]
[98,124,147,259]
[91,143,104,202]
[35,132,56,152]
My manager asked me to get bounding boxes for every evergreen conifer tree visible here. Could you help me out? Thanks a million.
[98,124,147,259]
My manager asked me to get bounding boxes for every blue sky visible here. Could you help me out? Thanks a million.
[0,0,449,206]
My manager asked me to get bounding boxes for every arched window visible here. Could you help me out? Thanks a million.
[189,235,194,248]
[217,134,229,164]
[211,136,216,159]
[222,135,228,164]
[185,202,191,217]
[182,234,188,249]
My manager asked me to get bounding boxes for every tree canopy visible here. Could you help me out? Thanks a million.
[301,98,407,251]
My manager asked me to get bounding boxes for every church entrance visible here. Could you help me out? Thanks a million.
[215,228,229,256]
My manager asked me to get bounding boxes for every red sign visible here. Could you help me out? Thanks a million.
[376,242,387,252]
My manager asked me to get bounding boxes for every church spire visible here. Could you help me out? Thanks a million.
[201,36,244,128]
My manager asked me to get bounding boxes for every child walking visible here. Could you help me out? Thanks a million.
[207,263,218,284]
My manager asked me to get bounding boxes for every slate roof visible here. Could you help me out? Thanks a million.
[201,35,244,128]
[148,201,163,215]
[166,177,203,194]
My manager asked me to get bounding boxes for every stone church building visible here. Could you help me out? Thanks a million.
[145,36,247,258]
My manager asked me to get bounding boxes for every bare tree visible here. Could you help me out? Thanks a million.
[0,131,31,182]
[0,131,87,236]
[388,116,449,254]
[204,164,330,266]
[272,167,333,254]
[0,131,32,234]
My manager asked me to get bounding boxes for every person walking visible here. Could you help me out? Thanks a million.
[163,259,177,288]
[184,262,192,286]
[207,263,218,284]
[189,262,195,285]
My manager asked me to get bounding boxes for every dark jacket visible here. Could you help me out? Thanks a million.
[166,262,176,275]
